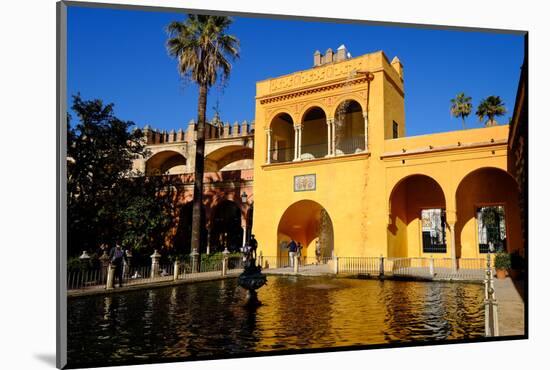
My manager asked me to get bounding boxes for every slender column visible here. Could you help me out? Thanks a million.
[242,224,247,247]
[293,124,302,161]
[331,119,336,156]
[363,112,369,152]
[326,118,333,156]
[265,128,272,164]
[449,223,457,272]
[293,125,298,160]
[297,125,303,160]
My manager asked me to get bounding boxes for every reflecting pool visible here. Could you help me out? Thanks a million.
[67,276,484,367]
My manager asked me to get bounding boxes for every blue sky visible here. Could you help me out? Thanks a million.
[67,6,524,136]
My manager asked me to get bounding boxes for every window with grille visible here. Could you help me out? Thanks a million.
[421,209,446,253]
[477,205,507,253]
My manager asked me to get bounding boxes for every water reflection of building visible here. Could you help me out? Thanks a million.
[135,45,526,263]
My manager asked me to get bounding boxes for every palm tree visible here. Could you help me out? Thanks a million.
[450,92,472,130]
[166,15,239,267]
[476,96,506,127]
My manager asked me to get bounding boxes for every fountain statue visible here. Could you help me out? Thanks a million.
[237,235,267,306]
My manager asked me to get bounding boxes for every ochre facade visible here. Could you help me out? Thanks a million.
[252,49,523,264]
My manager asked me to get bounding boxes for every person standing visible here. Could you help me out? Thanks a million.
[287,239,297,268]
[296,242,303,266]
[249,234,258,260]
[315,240,321,265]
[109,243,127,288]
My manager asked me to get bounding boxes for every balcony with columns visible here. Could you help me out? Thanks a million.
[265,99,368,165]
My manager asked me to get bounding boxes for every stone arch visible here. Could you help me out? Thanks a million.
[298,102,330,123]
[204,145,254,172]
[269,112,295,163]
[387,174,447,257]
[277,200,334,266]
[331,95,366,118]
[333,99,365,154]
[145,150,186,175]
[301,106,328,159]
[209,200,244,253]
[172,202,207,255]
[455,167,522,258]
[268,109,298,127]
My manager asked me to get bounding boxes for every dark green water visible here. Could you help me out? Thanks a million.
[67,276,484,367]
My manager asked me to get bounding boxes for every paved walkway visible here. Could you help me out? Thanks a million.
[494,278,525,336]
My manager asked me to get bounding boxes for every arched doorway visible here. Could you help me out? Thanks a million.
[455,167,522,258]
[277,200,334,267]
[334,99,364,154]
[173,203,207,255]
[388,174,446,257]
[210,200,243,253]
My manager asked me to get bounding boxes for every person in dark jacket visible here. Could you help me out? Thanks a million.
[287,239,297,268]
[109,243,127,288]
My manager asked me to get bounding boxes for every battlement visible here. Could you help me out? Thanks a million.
[142,119,255,145]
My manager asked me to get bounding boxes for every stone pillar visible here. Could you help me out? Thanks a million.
[429,257,435,277]
[326,118,333,156]
[190,250,199,273]
[173,259,180,281]
[298,125,303,160]
[379,255,385,277]
[222,248,230,276]
[206,228,211,255]
[99,250,110,283]
[363,112,369,152]
[484,253,499,336]
[124,249,133,278]
[242,224,247,247]
[293,124,303,161]
[259,251,264,269]
[105,264,115,290]
[265,128,272,164]
[293,124,299,160]
[150,250,161,278]
[333,256,339,274]
[449,223,457,272]
[331,119,336,156]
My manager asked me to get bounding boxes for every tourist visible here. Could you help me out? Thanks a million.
[315,240,321,265]
[287,239,297,267]
[249,234,258,260]
[296,242,303,265]
[109,243,127,288]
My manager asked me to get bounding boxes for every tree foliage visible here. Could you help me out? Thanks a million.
[67,95,175,257]
[450,92,472,130]
[476,96,506,126]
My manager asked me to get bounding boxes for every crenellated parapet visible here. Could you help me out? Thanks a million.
[142,118,255,145]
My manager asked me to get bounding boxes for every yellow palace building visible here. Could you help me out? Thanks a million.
[252,46,523,266]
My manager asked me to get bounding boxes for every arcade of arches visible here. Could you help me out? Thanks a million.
[387,167,522,259]
[144,145,254,255]
[267,99,366,164]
